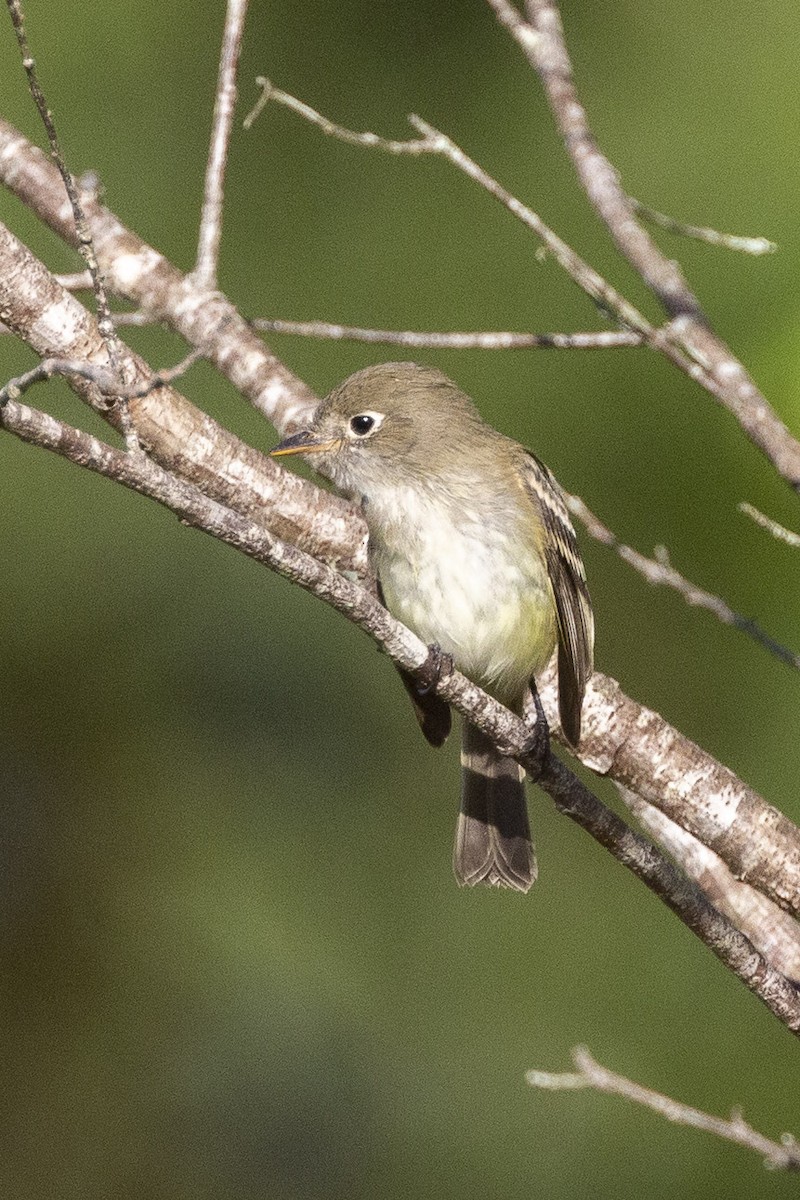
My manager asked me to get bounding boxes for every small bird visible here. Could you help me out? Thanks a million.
[271,362,593,892]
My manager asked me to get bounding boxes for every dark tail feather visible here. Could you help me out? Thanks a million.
[454,722,537,893]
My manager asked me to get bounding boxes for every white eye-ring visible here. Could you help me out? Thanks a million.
[348,411,385,438]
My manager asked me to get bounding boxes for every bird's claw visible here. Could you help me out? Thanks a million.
[416,643,454,695]
[520,687,550,780]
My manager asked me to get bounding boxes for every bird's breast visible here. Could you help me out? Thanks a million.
[367,484,557,706]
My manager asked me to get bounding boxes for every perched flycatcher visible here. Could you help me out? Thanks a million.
[271,362,594,893]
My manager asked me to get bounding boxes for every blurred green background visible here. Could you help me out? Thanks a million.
[2,1,800,1197]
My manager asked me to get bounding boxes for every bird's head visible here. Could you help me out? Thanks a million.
[270,361,489,496]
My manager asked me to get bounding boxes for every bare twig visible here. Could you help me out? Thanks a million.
[631,199,776,257]
[620,787,800,983]
[245,78,430,152]
[739,502,800,548]
[247,80,796,464]
[33,308,644,349]
[527,1047,800,1171]
[251,318,643,350]
[194,0,249,288]
[247,84,658,339]
[0,346,205,407]
[4,0,136,444]
[488,0,800,489]
[568,494,800,671]
[3,391,800,1034]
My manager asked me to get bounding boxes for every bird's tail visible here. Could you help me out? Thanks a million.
[454,722,537,892]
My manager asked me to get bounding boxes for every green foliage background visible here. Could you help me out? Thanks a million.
[2,2,799,1197]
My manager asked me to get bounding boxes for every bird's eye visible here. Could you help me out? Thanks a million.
[350,413,376,436]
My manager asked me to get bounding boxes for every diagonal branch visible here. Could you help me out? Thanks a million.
[555,666,800,916]
[488,0,800,490]
[3,390,800,1035]
[740,502,800,549]
[0,217,366,572]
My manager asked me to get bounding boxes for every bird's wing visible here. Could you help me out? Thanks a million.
[522,452,594,746]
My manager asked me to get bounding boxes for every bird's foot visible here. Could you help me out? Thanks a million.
[520,687,550,780]
[416,642,455,695]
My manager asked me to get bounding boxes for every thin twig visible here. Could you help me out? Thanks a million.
[33,307,644,348]
[251,318,643,350]
[0,346,205,408]
[527,1047,800,1172]
[194,0,249,288]
[247,84,653,334]
[632,199,776,256]
[247,82,777,435]
[2,393,800,1035]
[739,502,800,548]
[568,494,800,671]
[245,78,430,152]
[4,0,136,445]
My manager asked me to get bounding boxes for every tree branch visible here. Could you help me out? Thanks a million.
[246,79,800,488]
[630,198,776,256]
[0,346,205,405]
[245,83,671,346]
[0,217,367,572]
[559,667,800,916]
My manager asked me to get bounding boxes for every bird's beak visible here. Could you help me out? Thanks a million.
[270,429,341,457]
